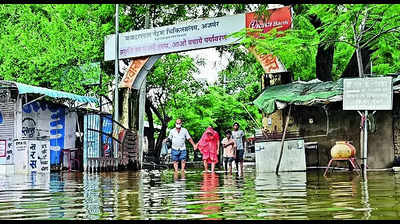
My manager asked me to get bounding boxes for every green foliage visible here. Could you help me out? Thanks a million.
[168,86,261,141]
[230,4,399,82]
[307,4,400,76]
[146,53,202,120]
[0,4,114,97]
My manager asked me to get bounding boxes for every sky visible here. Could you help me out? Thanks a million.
[183,48,231,84]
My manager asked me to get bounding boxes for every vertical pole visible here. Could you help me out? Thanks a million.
[114,4,120,162]
[355,45,368,174]
[223,74,226,90]
[275,105,291,175]
[138,4,151,170]
[138,81,146,170]
[364,110,368,175]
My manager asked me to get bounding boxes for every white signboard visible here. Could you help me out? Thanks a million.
[104,14,246,61]
[14,140,29,173]
[28,140,50,173]
[0,140,5,158]
[343,77,393,110]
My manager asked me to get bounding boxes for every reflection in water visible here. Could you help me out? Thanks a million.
[2,169,400,219]
[255,172,307,219]
[49,173,65,219]
[361,174,371,220]
[199,173,221,220]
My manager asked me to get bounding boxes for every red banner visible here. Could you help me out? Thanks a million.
[245,6,292,38]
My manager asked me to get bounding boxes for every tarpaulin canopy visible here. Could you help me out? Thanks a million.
[254,76,400,114]
[253,79,344,114]
[0,81,98,104]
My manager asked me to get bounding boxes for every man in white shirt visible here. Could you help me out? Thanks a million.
[232,122,246,176]
[168,119,197,173]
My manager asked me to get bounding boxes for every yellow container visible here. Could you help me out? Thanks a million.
[330,141,356,159]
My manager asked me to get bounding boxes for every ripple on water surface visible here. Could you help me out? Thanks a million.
[0,168,399,219]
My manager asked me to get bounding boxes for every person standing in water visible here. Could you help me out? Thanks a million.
[196,126,220,173]
[168,119,197,173]
[232,122,246,176]
[222,130,236,174]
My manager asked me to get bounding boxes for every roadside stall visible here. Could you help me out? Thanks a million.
[0,80,97,175]
[253,76,400,172]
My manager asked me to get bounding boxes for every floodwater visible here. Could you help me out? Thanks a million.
[0,165,400,220]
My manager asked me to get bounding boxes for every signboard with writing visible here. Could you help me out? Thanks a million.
[0,140,5,157]
[343,77,393,110]
[37,141,50,173]
[245,6,292,38]
[28,140,50,173]
[14,140,28,173]
[104,6,293,61]
[105,14,245,61]
[6,141,13,165]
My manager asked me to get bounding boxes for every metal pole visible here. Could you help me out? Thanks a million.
[363,110,368,175]
[114,4,120,161]
[223,74,226,90]
[138,4,151,169]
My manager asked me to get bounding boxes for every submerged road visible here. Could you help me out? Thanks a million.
[0,165,398,220]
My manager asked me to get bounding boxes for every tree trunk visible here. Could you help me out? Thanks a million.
[154,120,168,164]
[120,88,130,129]
[129,90,138,130]
[309,15,334,81]
[315,45,334,81]
[147,98,171,164]
[341,47,375,78]
[145,97,155,157]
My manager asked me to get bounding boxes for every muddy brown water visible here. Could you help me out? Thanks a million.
[0,165,399,220]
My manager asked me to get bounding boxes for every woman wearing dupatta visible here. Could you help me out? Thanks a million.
[195,126,220,173]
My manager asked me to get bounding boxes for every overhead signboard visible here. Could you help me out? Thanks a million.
[245,6,293,38]
[105,14,245,61]
[104,6,293,61]
[343,77,393,110]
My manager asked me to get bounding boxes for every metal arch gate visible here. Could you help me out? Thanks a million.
[105,5,293,169]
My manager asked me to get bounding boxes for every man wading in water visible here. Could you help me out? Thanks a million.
[167,119,197,174]
[222,130,236,175]
[232,122,246,176]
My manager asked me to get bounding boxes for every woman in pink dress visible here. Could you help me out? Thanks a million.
[196,126,220,173]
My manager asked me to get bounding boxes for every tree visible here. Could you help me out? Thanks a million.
[310,4,400,77]
[167,86,262,160]
[0,4,115,97]
[229,4,399,83]
[145,53,203,161]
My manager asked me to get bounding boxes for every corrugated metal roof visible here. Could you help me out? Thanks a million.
[0,81,98,104]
